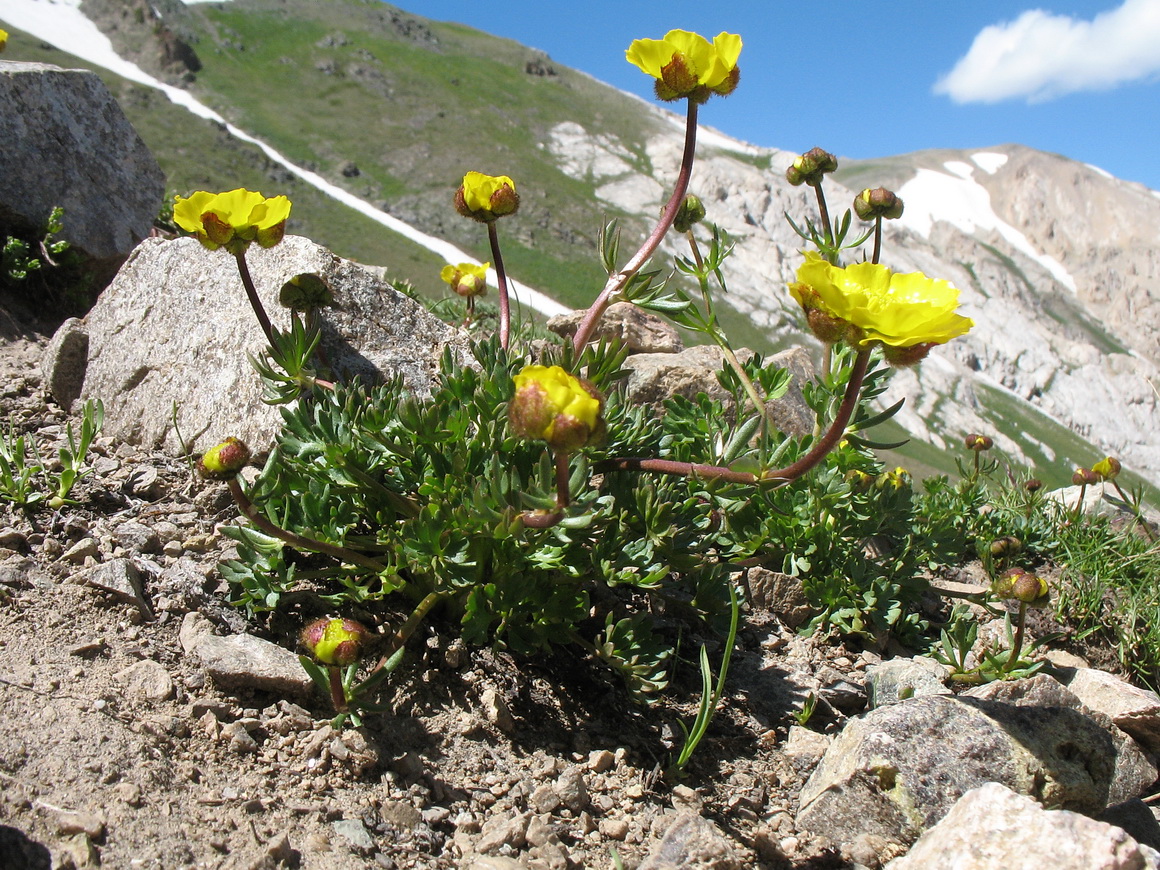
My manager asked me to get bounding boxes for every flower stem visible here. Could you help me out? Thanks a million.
[871,218,883,265]
[375,591,444,671]
[813,184,835,256]
[518,450,572,528]
[226,478,389,574]
[599,349,872,486]
[488,221,511,350]
[572,99,700,354]
[1010,603,1028,670]
[233,251,276,347]
[327,665,348,712]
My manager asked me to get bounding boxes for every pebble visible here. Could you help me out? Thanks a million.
[332,819,376,853]
[480,686,515,733]
[555,766,588,813]
[587,749,615,773]
[599,818,629,840]
[114,659,174,701]
[62,537,100,564]
[53,809,106,839]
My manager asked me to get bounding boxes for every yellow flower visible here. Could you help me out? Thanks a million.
[510,365,604,452]
[789,253,973,361]
[625,29,742,102]
[455,172,519,222]
[0,29,8,52]
[440,262,489,298]
[1091,456,1121,481]
[173,189,291,254]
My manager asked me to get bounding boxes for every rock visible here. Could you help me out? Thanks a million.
[53,809,106,839]
[0,61,163,270]
[68,235,473,451]
[885,782,1160,870]
[865,657,952,708]
[745,567,814,628]
[1059,666,1160,757]
[796,694,1117,854]
[964,674,1157,806]
[465,858,528,870]
[331,818,375,854]
[548,302,684,353]
[555,765,588,813]
[622,345,816,438]
[81,558,151,614]
[111,521,162,555]
[114,659,174,702]
[178,612,313,699]
[783,725,831,767]
[41,318,89,411]
[476,810,531,854]
[479,685,515,733]
[639,812,741,870]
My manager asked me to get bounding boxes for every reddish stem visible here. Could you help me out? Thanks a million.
[233,250,275,347]
[598,349,872,486]
[488,222,511,350]
[571,100,701,354]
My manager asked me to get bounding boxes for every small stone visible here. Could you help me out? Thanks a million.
[599,818,629,840]
[332,819,375,854]
[556,765,589,813]
[587,749,615,773]
[113,782,142,807]
[179,612,313,698]
[480,686,515,733]
[114,659,174,701]
[112,521,162,554]
[638,812,740,869]
[220,721,258,753]
[0,528,28,550]
[670,784,702,813]
[53,809,106,839]
[82,557,151,614]
[530,783,561,814]
[62,538,100,564]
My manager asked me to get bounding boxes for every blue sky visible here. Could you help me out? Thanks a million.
[407,1,1160,191]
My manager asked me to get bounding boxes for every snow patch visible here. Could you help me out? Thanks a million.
[971,152,1008,174]
[0,0,566,317]
[897,161,1077,293]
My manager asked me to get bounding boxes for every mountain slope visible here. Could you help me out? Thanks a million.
[4,0,1157,497]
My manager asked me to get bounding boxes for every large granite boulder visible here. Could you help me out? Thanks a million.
[47,235,472,455]
[0,61,164,272]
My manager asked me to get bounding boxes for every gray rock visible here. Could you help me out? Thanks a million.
[865,657,952,708]
[476,810,531,854]
[548,302,684,353]
[331,819,375,854]
[964,674,1158,806]
[745,567,814,628]
[623,345,815,438]
[796,694,1117,853]
[0,61,163,267]
[112,521,162,555]
[885,782,1160,870]
[555,765,589,813]
[81,558,151,614]
[179,612,313,699]
[1059,666,1160,758]
[68,235,473,452]
[639,812,741,870]
[42,318,89,411]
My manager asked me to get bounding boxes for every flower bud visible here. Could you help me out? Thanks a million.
[846,469,874,492]
[509,365,605,452]
[786,147,838,187]
[853,187,905,221]
[300,617,371,666]
[876,467,911,491]
[672,195,707,233]
[0,29,8,52]
[1091,456,1121,481]
[440,262,489,298]
[992,568,1049,606]
[989,535,1022,557]
[1025,478,1043,493]
[964,434,993,451]
[197,437,251,479]
[279,273,333,311]
[1072,467,1100,486]
[455,172,519,223]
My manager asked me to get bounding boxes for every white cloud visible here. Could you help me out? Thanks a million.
[934,0,1160,103]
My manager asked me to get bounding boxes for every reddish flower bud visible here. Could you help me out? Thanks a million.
[197,437,251,479]
[300,617,371,666]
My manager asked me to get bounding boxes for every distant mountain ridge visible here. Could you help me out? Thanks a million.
[6,0,1157,494]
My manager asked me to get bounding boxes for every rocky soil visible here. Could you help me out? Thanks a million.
[0,297,1155,870]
